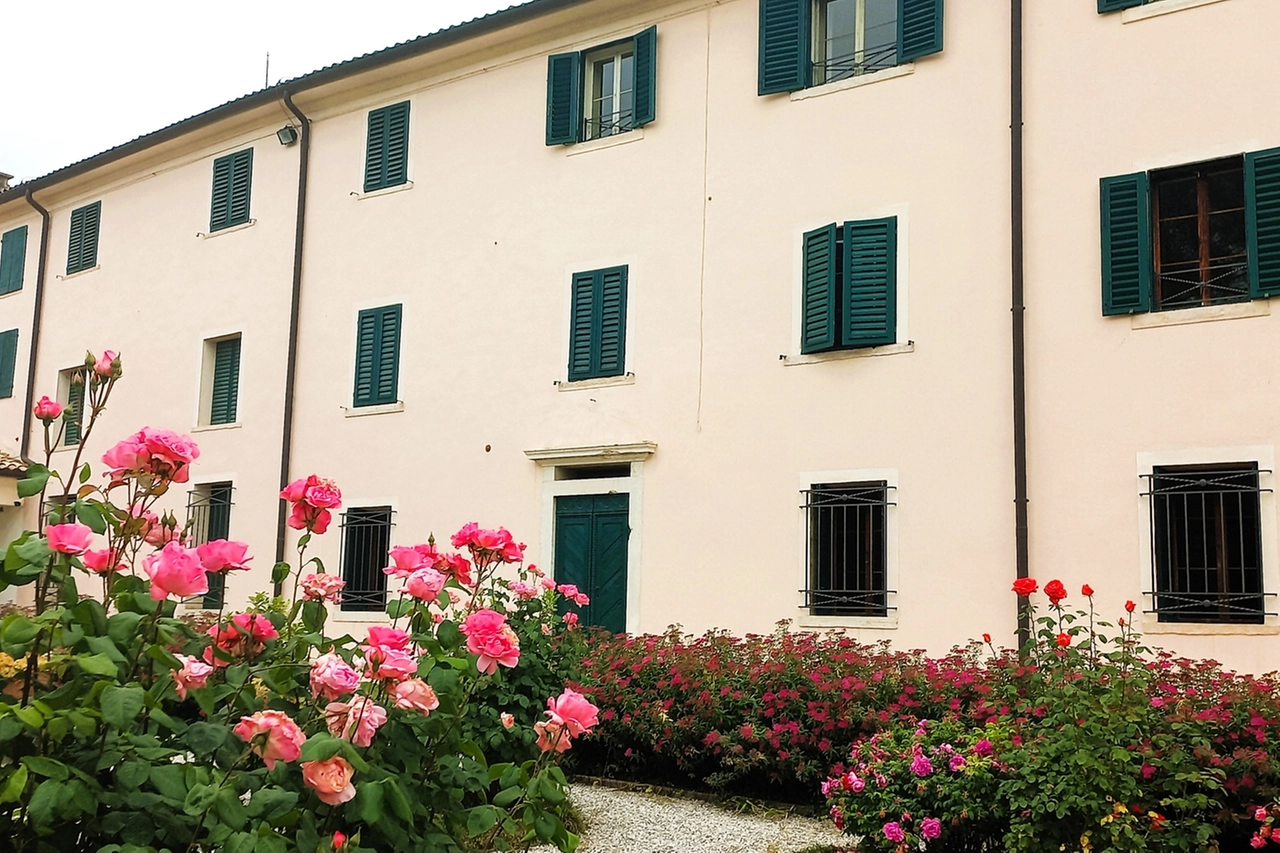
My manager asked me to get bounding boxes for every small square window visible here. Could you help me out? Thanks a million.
[340,507,393,612]
[1146,464,1266,624]
[1151,158,1248,311]
[803,481,890,617]
[187,482,233,609]
[812,0,898,85]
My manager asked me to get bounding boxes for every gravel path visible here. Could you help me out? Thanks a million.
[534,783,849,853]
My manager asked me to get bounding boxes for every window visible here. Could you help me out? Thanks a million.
[187,482,233,609]
[363,102,410,193]
[0,225,27,295]
[340,507,392,612]
[1145,464,1266,624]
[801,217,897,353]
[803,482,891,617]
[545,27,656,146]
[59,367,87,446]
[353,305,401,407]
[568,266,627,381]
[1100,148,1280,315]
[758,0,942,95]
[1098,0,1176,12]
[0,329,16,399]
[202,335,241,426]
[210,149,253,232]
[66,201,101,275]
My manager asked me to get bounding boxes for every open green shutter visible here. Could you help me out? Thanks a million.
[758,0,809,95]
[353,310,378,406]
[0,330,17,399]
[1100,173,1152,315]
[364,109,387,192]
[568,271,596,380]
[210,155,232,231]
[0,226,27,295]
[1098,0,1144,12]
[64,375,84,446]
[899,0,944,62]
[843,218,897,347]
[1246,147,1280,298]
[384,103,410,188]
[210,337,241,425]
[374,305,401,404]
[633,27,658,128]
[597,267,628,378]
[228,149,253,227]
[801,224,838,353]
[546,52,582,145]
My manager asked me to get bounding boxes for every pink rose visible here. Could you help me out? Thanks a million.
[460,609,520,675]
[143,542,208,600]
[501,712,515,729]
[883,822,906,843]
[921,818,942,840]
[93,350,119,377]
[573,593,590,606]
[33,396,62,422]
[540,578,556,591]
[310,653,360,700]
[300,573,345,603]
[233,710,305,769]
[366,626,410,651]
[326,696,387,747]
[139,427,200,483]
[534,720,571,753]
[303,479,342,509]
[391,679,439,714]
[383,545,425,579]
[171,654,213,700]
[545,689,599,737]
[367,648,417,682]
[439,553,473,586]
[280,477,308,502]
[232,612,279,643]
[562,612,579,629]
[82,548,125,575]
[508,581,539,600]
[301,756,356,806]
[556,584,580,599]
[414,541,442,566]
[101,432,149,480]
[46,522,94,555]
[405,568,446,602]
[287,502,332,534]
[196,539,252,573]
[450,522,479,549]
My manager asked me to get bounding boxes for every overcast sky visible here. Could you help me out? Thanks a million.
[0,1,520,182]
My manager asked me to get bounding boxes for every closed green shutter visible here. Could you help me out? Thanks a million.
[209,337,241,425]
[801,224,838,353]
[0,329,17,399]
[0,226,28,295]
[899,0,944,62]
[1098,0,1144,12]
[843,218,897,347]
[758,0,809,95]
[364,103,410,192]
[210,157,232,231]
[210,149,253,231]
[546,52,583,145]
[353,305,401,407]
[64,374,85,446]
[67,201,101,274]
[568,267,628,381]
[1246,147,1280,298]
[200,482,233,609]
[633,26,658,128]
[597,267,628,378]
[1100,173,1152,315]
[568,272,596,380]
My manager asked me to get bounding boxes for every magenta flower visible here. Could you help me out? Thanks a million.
[909,753,934,777]
[921,818,942,840]
[883,822,906,843]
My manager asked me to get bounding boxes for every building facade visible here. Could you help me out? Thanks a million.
[1,0,1277,671]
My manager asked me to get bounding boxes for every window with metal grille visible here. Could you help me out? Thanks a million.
[1152,158,1248,311]
[545,27,656,146]
[802,481,892,617]
[1145,464,1271,624]
[188,482,233,609]
[812,0,898,85]
[340,507,392,612]
[584,44,636,140]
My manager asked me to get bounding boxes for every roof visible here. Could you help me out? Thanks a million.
[0,0,586,209]
[0,449,27,478]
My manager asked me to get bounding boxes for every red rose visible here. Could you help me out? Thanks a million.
[1125,600,1136,613]
[1081,584,1095,597]
[1056,633,1070,648]
[1044,580,1067,606]
[982,633,992,644]
[1012,578,1038,596]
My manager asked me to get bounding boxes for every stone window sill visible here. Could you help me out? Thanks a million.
[797,613,899,630]
[1141,617,1279,636]
[789,64,914,102]
[565,128,645,157]
[1122,0,1230,23]
[556,373,635,391]
[783,341,914,366]
[352,182,414,200]
[1130,299,1269,329]
[191,422,242,433]
[344,401,404,418]
[199,219,256,239]
[58,265,100,281]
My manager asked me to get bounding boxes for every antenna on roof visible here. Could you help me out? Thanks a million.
[265,52,270,89]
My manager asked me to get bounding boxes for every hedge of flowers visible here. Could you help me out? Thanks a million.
[0,353,596,853]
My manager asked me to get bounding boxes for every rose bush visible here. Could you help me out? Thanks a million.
[0,354,596,853]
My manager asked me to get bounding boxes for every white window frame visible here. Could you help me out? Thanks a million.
[330,500,398,624]
[582,42,636,141]
[797,467,899,629]
[195,333,242,430]
[812,0,899,86]
[54,367,87,451]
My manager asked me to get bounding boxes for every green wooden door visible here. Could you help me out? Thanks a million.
[554,493,630,634]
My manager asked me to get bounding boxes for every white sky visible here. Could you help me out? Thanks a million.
[0,1,521,182]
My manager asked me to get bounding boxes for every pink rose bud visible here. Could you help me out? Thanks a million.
[501,712,515,729]
[33,396,62,422]
[93,350,119,377]
[332,831,347,851]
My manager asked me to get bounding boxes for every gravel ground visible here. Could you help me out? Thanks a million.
[532,783,849,853]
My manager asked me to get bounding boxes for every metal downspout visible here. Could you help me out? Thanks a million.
[274,93,311,593]
[1011,0,1030,647]
[19,190,51,466]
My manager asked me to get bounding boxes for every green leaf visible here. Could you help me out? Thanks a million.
[386,598,414,619]
[17,465,49,499]
[248,786,299,821]
[0,765,28,803]
[271,562,291,585]
[146,644,182,671]
[352,781,385,825]
[383,778,413,823]
[468,804,501,836]
[185,722,230,755]
[77,652,120,677]
[299,735,345,763]
[437,620,462,648]
[13,705,43,729]
[301,600,326,633]
[183,782,220,816]
[255,830,287,853]
[76,500,107,534]
[493,786,522,808]
[13,536,51,567]
[149,764,188,802]
[225,663,250,687]
[21,755,68,782]
[116,761,150,790]
[216,784,249,830]
[534,811,557,841]
[25,778,62,827]
[100,684,146,730]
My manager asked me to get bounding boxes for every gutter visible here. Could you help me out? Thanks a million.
[274,93,311,594]
[1010,0,1030,647]
[18,190,51,466]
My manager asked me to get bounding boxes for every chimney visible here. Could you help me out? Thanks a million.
[0,173,12,192]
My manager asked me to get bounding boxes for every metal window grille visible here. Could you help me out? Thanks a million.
[812,0,898,85]
[1143,465,1273,624]
[187,482,233,609]
[1151,159,1249,311]
[584,48,635,141]
[340,507,393,612]
[801,482,893,617]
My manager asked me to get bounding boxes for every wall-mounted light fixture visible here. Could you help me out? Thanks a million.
[276,125,299,146]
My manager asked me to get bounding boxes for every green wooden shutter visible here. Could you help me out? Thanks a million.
[67,208,85,274]
[1098,0,1144,12]
[364,107,387,191]
[209,337,241,425]
[568,272,596,381]
[0,329,17,399]
[546,52,583,145]
[353,306,400,407]
[64,374,85,446]
[554,493,629,634]
[758,0,809,95]
[210,155,232,231]
[201,482,233,609]
[228,149,253,227]
[596,267,628,378]
[1100,173,1152,315]
[843,218,897,348]
[1246,147,1280,298]
[633,26,658,128]
[384,102,410,189]
[801,224,838,353]
[899,0,944,62]
[67,201,101,274]
[0,226,28,295]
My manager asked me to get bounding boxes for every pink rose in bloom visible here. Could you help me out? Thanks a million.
[391,678,440,714]
[508,581,539,599]
[414,541,442,564]
[534,720,571,753]
[196,539,253,573]
[304,479,342,509]
[232,612,279,643]
[280,477,308,502]
[46,522,94,555]
[972,739,993,757]
[562,612,579,629]
[545,689,600,737]
[301,573,345,603]
[140,428,200,483]
[556,583,580,598]
[909,753,934,777]
[450,522,479,549]
[1256,807,1270,822]
[883,822,906,843]
[921,818,942,840]
[540,577,557,591]
[367,649,417,682]
[383,545,426,578]
[405,568,447,602]
[460,609,521,675]
[287,502,332,534]
[326,696,387,747]
[501,712,515,729]
[1252,834,1267,849]
[203,613,278,665]
[573,593,590,607]
[302,756,356,806]
[93,350,119,377]
[366,626,411,651]
[949,754,966,772]
[82,548,125,575]
[233,710,305,769]
[310,653,360,700]
[439,553,473,586]
[171,654,213,700]
[144,542,208,600]
[33,396,62,422]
